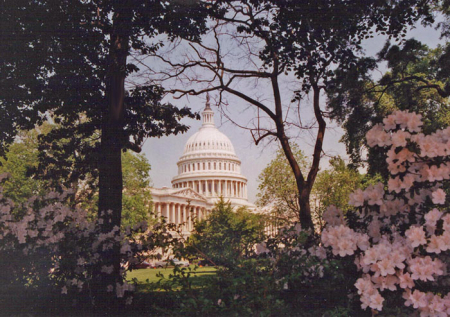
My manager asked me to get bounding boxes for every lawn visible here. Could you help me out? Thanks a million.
[126,265,217,293]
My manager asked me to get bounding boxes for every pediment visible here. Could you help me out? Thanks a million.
[171,188,207,201]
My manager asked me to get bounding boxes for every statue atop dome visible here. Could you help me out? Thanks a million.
[202,94,215,127]
[205,93,211,110]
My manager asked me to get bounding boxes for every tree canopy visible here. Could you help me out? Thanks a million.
[2,0,210,296]
[327,39,450,176]
[149,0,434,229]
[257,145,308,225]
[187,199,265,267]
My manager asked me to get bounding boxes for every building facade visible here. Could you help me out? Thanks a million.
[151,97,256,236]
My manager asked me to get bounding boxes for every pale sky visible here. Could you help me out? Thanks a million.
[142,20,444,204]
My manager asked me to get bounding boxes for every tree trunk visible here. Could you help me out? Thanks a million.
[276,84,325,231]
[96,1,132,305]
[298,187,314,231]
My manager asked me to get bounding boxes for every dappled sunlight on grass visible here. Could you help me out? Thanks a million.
[126,266,217,293]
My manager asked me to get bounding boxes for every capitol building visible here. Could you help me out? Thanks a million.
[151,97,256,235]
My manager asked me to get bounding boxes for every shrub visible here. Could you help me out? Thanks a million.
[321,110,450,315]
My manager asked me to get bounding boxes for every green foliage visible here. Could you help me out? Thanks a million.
[187,199,265,267]
[1,0,206,227]
[257,145,309,224]
[312,157,363,229]
[0,129,153,228]
[328,39,450,177]
[121,151,153,229]
[0,129,47,206]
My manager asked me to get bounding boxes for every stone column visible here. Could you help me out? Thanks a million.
[173,204,177,224]
[188,206,192,231]
[183,204,187,231]
[172,203,176,223]
[157,203,161,219]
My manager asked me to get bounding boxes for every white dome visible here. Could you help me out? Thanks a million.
[183,126,236,156]
[171,97,251,206]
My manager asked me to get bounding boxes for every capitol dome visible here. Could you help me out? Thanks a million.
[171,96,253,207]
[183,126,236,156]
[151,96,256,236]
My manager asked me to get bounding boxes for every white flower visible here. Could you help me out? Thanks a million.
[101,265,114,275]
[125,296,133,305]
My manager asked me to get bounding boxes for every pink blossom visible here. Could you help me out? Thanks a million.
[397,272,414,289]
[405,112,423,133]
[322,205,345,226]
[369,291,385,311]
[425,208,443,227]
[410,290,428,309]
[383,115,397,131]
[431,189,446,205]
[349,188,365,207]
[365,183,384,206]
[366,124,391,148]
[405,227,427,248]
[391,130,410,148]
[388,176,403,193]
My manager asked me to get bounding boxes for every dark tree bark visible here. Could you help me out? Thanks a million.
[96,0,132,302]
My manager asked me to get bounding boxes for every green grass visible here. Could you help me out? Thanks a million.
[126,265,217,293]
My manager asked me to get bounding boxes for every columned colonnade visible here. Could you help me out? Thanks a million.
[153,202,210,232]
[173,179,247,198]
